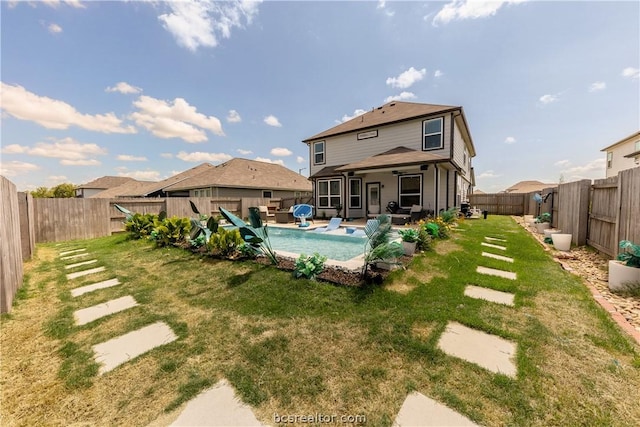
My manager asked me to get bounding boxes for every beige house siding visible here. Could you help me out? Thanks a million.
[605,140,640,178]
[309,115,452,177]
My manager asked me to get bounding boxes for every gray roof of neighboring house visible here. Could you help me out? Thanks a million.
[77,176,137,190]
[88,179,158,198]
[163,158,312,192]
[302,101,461,142]
[115,163,215,197]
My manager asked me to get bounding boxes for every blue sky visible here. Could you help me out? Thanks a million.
[1,0,638,193]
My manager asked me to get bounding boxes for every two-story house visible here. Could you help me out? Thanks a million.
[302,101,476,219]
[601,130,640,178]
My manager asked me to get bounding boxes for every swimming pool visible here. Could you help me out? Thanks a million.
[266,227,367,261]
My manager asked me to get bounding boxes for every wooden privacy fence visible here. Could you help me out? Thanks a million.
[29,197,283,242]
[469,168,640,256]
[1,177,25,313]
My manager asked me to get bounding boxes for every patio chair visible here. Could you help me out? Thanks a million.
[313,217,342,232]
[258,205,275,222]
[410,205,426,223]
[292,204,314,227]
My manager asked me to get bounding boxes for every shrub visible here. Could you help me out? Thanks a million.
[398,228,419,243]
[617,240,640,268]
[416,227,432,251]
[439,207,458,224]
[150,216,191,247]
[208,227,243,257]
[535,212,552,223]
[293,253,327,280]
[125,213,157,239]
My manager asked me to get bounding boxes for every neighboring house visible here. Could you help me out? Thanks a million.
[601,130,640,178]
[302,101,476,219]
[76,176,137,198]
[87,179,158,198]
[163,158,312,199]
[503,180,556,194]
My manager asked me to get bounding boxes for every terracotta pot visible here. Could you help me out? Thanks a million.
[608,260,640,291]
[551,233,572,251]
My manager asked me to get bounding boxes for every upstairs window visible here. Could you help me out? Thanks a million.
[635,140,640,151]
[313,141,325,165]
[607,152,613,168]
[423,117,443,150]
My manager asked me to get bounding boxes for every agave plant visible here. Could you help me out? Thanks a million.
[188,200,218,243]
[617,240,640,268]
[362,215,405,277]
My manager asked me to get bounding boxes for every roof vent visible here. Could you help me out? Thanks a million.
[389,102,396,107]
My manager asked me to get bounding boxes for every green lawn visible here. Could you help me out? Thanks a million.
[2,216,639,426]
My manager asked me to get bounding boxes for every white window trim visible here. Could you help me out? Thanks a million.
[313,141,325,165]
[607,152,613,168]
[348,178,362,209]
[317,178,341,209]
[422,117,443,151]
[398,174,423,209]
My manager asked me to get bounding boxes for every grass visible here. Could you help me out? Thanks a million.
[1,216,639,426]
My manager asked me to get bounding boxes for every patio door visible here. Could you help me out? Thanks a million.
[367,183,381,215]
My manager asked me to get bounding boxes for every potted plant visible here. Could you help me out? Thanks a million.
[551,233,572,251]
[534,212,551,234]
[608,240,640,291]
[398,228,419,255]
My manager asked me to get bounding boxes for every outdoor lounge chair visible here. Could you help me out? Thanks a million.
[292,204,314,227]
[258,206,275,222]
[313,217,342,232]
[410,205,427,223]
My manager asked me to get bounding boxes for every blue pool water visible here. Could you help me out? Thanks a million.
[265,227,366,261]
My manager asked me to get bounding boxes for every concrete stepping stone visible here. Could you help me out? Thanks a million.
[481,242,506,251]
[71,278,120,297]
[59,248,86,256]
[393,391,479,426]
[66,266,105,280]
[485,236,506,243]
[464,285,515,306]
[64,259,98,270]
[74,296,138,326]
[60,252,90,261]
[438,322,517,377]
[481,251,514,263]
[93,321,178,375]
[477,266,516,280]
[170,379,263,426]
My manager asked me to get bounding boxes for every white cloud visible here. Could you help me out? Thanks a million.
[296,156,305,164]
[621,67,640,80]
[2,137,107,161]
[48,23,62,34]
[504,136,516,144]
[0,82,137,134]
[376,0,395,17]
[477,170,501,179]
[384,91,416,103]
[254,157,285,166]
[106,82,142,94]
[131,95,224,142]
[160,153,174,158]
[433,0,527,26]
[588,81,606,92]
[539,94,558,105]
[117,154,148,162]
[554,159,571,167]
[237,149,252,155]
[386,67,426,89]
[61,159,101,166]
[117,170,162,181]
[0,160,40,176]
[340,109,367,123]
[158,0,261,52]
[270,147,292,156]
[46,175,68,185]
[263,115,282,127]
[559,158,606,180]
[176,151,232,163]
[434,70,444,78]
[227,109,241,123]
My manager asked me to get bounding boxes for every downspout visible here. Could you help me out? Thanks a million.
[446,169,450,210]
[434,164,439,214]
[454,171,458,206]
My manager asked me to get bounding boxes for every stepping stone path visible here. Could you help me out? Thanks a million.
[481,251,514,263]
[485,236,507,243]
[476,266,517,280]
[66,266,106,280]
[65,259,98,269]
[60,252,90,261]
[170,380,264,426]
[74,295,138,326]
[481,242,506,251]
[59,248,87,256]
[393,391,479,426]
[71,278,121,297]
[93,321,178,375]
[464,285,515,306]
[438,322,517,377]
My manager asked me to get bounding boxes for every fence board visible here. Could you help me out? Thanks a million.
[468,193,524,215]
[616,168,640,252]
[33,198,110,242]
[557,180,590,245]
[588,176,619,256]
[1,177,24,313]
[17,192,35,260]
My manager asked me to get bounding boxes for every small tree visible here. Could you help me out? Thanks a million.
[30,186,53,198]
[52,183,76,198]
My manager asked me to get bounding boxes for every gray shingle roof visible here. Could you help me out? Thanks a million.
[77,176,137,189]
